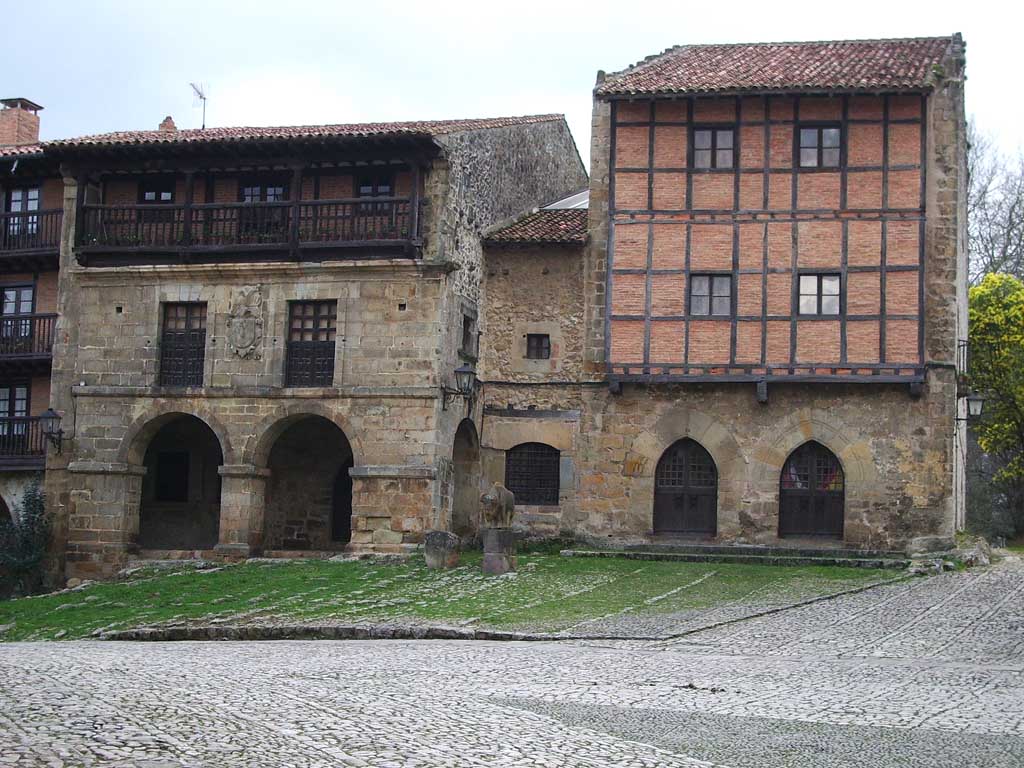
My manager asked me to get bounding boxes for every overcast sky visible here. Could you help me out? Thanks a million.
[6,0,1020,165]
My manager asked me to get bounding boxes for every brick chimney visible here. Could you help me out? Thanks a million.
[159,116,177,132]
[0,98,43,146]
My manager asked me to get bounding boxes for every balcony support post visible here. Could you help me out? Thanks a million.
[74,174,87,249]
[289,166,303,260]
[409,162,421,243]
[182,170,195,248]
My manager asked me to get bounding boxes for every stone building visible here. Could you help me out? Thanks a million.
[478,36,969,550]
[0,99,60,523]
[39,114,586,579]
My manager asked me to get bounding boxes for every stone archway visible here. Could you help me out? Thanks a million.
[654,438,718,537]
[262,415,354,551]
[451,419,480,538]
[138,414,225,550]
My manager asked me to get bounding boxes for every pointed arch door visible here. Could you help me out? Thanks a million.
[654,439,717,536]
[779,441,845,538]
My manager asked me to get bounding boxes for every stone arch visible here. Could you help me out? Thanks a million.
[778,440,846,539]
[260,413,356,551]
[625,406,746,536]
[120,405,235,468]
[653,438,718,536]
[244,402,363,470]
[137,413,225,550]
[451,418,480,537]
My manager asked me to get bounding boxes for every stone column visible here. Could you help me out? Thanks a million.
[215,464,270,558]
[64,461,146,581]
[349,465,436,552]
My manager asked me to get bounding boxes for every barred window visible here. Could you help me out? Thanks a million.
[526,333,551,360]
[160,303,206,387]
[505,442,560,506]
[286,300,337,386]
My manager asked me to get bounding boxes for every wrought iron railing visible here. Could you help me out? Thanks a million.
[0,210,62,252]
[0,314,57,357]
[0,417,45,458]
[80,198,416,249]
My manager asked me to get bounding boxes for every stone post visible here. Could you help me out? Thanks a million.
[216,464,270,558]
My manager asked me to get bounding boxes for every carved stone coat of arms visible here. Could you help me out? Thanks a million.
[227,285,264,359]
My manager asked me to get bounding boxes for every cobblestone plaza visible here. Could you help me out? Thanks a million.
[2,560,1022,767]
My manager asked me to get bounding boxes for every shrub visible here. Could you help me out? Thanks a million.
[0,476,49,598]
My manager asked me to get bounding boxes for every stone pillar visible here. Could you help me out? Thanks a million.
[349,465,436,552]
[64,461,146,581]
[216,464,270,558]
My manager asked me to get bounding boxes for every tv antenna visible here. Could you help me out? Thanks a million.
[190,82,208,129]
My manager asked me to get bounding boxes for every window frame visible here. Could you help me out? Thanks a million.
[688,273,734,317]
[691,125,736,171]
[159,302,207,387]
[797,273,843,317]
[797,123,843,170]
[285,300,338,387]
[138,178,176,205]
[459,312,478,360]
[6,186,41,237]
[525,333,551,360]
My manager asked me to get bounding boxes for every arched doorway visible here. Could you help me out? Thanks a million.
[779,441,845,539]
[654,439,717,536]
[0,495,11,526]
[451,419,480,537]
[139,414,224,549]
[263,415,353,550]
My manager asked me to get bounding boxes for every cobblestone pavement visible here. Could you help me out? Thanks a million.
[2,559,1022,767]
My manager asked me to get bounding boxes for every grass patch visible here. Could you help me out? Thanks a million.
[0,554,893,642]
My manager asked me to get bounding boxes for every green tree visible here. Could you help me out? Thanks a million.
[968,273,1024,536]
[0,475,48,598]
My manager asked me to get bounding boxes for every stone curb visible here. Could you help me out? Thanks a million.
[97,574,913,643]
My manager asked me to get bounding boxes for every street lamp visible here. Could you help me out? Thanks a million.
[442,364,477,410]
[40,408,64,454]
[966,391,985,419]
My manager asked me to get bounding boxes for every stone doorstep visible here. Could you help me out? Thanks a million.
[623,541,907,559]
[562,549,910,569]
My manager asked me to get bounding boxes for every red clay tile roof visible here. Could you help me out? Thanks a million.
[485,209,588,246]
[597,37,958,97]
[48,115,565,150]
[0,142,43,158]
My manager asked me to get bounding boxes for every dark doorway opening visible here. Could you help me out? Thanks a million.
[451,419,480,537]
[654,438,718,536]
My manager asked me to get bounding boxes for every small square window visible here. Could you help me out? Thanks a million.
[693,128,735,169]
[526,334,551,360]
[799,274,842,315]
[799,125,842,169]
[690,274,731,316]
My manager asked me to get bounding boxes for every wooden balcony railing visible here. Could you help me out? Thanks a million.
[0,210,62,253]
[0,314,57,358]
[79,198,418,251]
[0,417,45,460]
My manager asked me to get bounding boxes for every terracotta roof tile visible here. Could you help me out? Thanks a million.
[597,36,957,97]
[485,209,588,246]
[0,143,43,158]
[48,114,564,150]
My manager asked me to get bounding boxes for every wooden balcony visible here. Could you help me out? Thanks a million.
[0,314,57,375]
[0,416,46,470]
[0,210,62,271]
[77,198,422,265]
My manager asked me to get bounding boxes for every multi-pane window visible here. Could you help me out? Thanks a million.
[139,181,174,204]
[358,173,395,214]
[286,300,337,386]
[0,384,30,454]
[799,126,841,168]
[799,274,841,315]
[241,184,287,203]
[505,442,560,506]
[160,303,207,387]
[7,188,39,236]
[526,333,551,360]
[693,128,734,169]
[240,182,288,238]
[690,275,732,316]
[0,286,34,353]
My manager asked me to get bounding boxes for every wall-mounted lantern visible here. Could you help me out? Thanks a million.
[441,364,477,411]
[40,408,64,454]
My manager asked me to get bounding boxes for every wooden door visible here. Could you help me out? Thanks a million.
[654,439,717,536]
[779,442,845,538]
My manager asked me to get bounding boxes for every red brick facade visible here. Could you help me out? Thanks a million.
[607,94,924,380]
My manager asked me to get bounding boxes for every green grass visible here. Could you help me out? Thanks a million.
[0,554,893,642]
